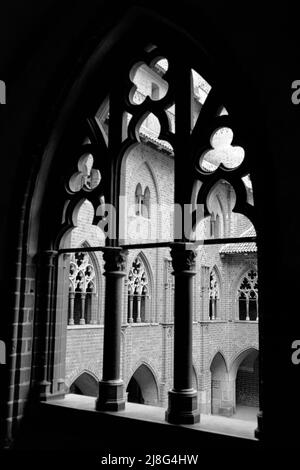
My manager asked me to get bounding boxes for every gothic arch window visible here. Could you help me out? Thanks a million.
[68,252,98,325]
[237,269,258,321]
[209,269,220,320]
[210,212,216,238]
[127,256,150,323]
[215,214,220,238]
[27,11,261,440]
[210,212,221,238]
[143,186,150,219]
[135,183,143,216]
[135,184,151,219]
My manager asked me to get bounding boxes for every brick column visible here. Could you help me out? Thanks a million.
[37,250,58,399]
[96,248,127,411]
[165,243,200,424]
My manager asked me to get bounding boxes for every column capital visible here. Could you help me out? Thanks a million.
[170,243,197,274]
[103,248,128,274]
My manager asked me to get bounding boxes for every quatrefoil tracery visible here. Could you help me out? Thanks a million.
[128,257,149,296]
[238,270,258,299]
[69,252,96,293]
[209,270,220,300]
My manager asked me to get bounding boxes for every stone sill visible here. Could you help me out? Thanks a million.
[67,324,103,330]
[199,320,227,324]
[125,322,160,327]
[46,394,257,442]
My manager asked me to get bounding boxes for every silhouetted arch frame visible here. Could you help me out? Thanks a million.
[23,6,262,431]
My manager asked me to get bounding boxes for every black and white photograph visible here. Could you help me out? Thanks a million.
[0,0,300,462]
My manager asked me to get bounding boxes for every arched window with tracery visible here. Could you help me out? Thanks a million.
[68,252,97,325]
[237,269,258,321]
[135,183,143,216]
[127,257,149,323]
[30,18,260,436]
[209,270,220,320]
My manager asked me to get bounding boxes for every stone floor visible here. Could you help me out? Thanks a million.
[50,394,257,441]
[234,405,259,422]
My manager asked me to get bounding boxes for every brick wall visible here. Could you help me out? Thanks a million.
[236,357,259,407]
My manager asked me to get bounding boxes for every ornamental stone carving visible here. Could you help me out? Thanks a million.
[103,249,128,273]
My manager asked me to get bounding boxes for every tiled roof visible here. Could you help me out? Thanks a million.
[220,225,257,254]
[140,127,174,154]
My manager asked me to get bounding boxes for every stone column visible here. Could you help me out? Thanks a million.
[165,243,200,424]
[68,291,75,325]
[79,293,86,325]
[37,250,58,399]
[136,295,142,323]
[128,295,133,323]
[246,297,250,321]
[211,298,216,320]
[96,248,127,411]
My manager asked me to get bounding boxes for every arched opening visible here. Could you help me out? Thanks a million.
[126,364,159,406]
[210,353,233,416]
[8,6,261,445]
[69,372,98,397]
[235,350,259,421]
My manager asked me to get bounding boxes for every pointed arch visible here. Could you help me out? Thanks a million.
[6,2,262,437]
[67,241,103,325]
[140,160,160,206]
[210,351,231,415]
[69,370,98,397]
[229,348,259,413]
[209,351,228,374]
[135,183,143,216]
[229,347,259,378]
[126,362,159,406]
[235,268,258,321]
[143,186,151,218]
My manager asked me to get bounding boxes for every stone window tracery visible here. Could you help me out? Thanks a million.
[68,252,97,325]
[237,269,258,321]
[209,270,220,320]
[127,257,149,323]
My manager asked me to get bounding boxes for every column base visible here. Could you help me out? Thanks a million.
[38,379,66,401]
[96,380,125,412]
[165,389,200,425]
[218,406,234,417]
